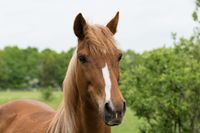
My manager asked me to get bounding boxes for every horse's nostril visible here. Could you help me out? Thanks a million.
[104,102,113,114]
[123,101,126,113]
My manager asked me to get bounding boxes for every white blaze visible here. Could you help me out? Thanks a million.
[102,63,112,102]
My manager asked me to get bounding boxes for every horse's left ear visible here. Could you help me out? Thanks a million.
[106,12,119,35]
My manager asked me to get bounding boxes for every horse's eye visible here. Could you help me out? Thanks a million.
[79,55,87,64]
[118,53,123,61]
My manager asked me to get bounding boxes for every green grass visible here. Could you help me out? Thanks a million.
[112,107,142,133]
[0,91,63,109]
[0,91,142,133]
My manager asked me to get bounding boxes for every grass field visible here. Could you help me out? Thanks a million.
[0,91,142,133]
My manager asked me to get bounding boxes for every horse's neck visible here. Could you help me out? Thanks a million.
[74,68,111,132]
[64,86,111,133]
[48,88,111,133]
[79,95,111,133]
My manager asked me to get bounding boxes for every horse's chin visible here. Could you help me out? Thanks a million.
[104,121,122,126]
[103,114,123,126]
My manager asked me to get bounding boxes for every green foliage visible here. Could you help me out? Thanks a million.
[120,32,200,133]
[119,2,200,132]
[40,87,54,100]
[193,0,200,23]
[0,47,74,90]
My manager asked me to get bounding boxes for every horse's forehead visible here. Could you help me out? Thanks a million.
[91,54,116,68]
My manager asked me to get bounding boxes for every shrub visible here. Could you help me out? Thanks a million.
[41,87,54,100]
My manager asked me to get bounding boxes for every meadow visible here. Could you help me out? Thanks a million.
[0,91,142,133]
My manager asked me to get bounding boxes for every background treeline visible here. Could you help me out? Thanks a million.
[0,47,74,90]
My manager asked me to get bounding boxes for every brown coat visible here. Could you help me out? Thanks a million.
[0,100,54,133]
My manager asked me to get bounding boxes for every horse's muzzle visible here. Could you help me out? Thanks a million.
[103,101,126,126]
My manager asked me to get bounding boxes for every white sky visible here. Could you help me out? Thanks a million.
[0,0,196,52]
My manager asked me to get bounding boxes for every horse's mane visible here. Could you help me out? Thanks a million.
[47,50,78,133]
[47,24,119,133]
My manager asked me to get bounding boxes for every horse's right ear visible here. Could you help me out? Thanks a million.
[106,12,119,35]
[73,13,87,40]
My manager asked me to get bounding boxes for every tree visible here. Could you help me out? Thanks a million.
[0,47,74,90]
[120,1,200,131]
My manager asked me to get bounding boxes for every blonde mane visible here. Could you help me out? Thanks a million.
[47,50,78,133]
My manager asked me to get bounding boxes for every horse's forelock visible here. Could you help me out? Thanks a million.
[83,25,120,55]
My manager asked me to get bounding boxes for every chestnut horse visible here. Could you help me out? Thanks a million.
[0,12,126,133]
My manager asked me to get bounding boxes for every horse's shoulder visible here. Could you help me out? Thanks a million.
[0,105,17,132]
[0,103,18,120]
[0,100,55,133]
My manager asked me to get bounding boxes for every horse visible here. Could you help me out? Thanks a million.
[0,12,126,133]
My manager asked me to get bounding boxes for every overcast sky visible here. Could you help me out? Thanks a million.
[0,0,196,52]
